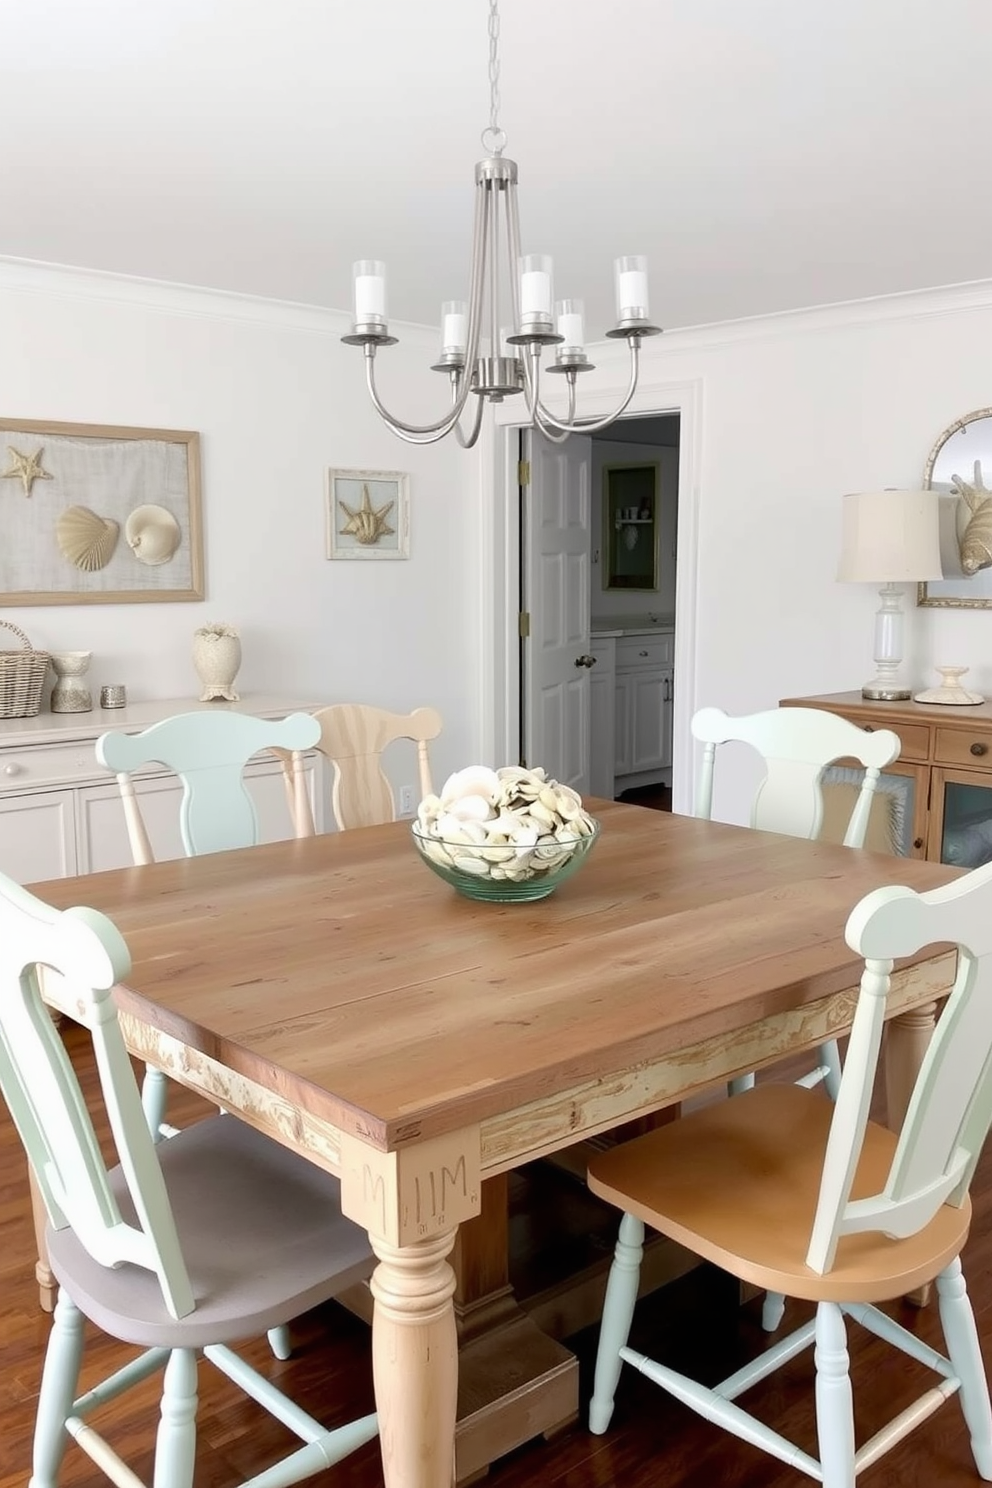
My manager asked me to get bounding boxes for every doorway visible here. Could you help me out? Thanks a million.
[480,375,702,816]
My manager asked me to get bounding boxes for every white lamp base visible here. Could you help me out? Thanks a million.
[861,583,912,701]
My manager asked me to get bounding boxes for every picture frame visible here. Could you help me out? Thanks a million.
[326,468,410,561]
[603,462,660,591]
[0,418,203,605]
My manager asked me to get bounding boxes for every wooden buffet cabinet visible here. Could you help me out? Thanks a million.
[781,690,992,866]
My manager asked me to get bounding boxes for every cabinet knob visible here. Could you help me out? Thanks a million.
[913,837,924,850]
[2,763,22,776]
[863,725,875,733]
[574,654,598,669]
[971,742,988,757]
[639,649,649,657]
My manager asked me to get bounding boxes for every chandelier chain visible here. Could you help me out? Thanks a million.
[481,0,506,155]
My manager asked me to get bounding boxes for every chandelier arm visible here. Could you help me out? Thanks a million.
[363,348,473,442]
[462,167,491,376]
[535,338,643,435]
[455,391,486,448]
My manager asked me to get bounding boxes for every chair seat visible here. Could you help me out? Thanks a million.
[587,1084,970,1304]
[48,1115,374,1350]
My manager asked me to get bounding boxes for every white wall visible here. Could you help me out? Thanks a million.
[492,280,992,822]
[0,260,480,792]
[591,438,679,620]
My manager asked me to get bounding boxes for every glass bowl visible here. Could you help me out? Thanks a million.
[411,819,601,903]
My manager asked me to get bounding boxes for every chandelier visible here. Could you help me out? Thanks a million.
[342,0,661,448]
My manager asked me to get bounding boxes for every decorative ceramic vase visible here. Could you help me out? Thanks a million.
[914,666,985,706]
[192,622,241,702]
[50,651,93,713]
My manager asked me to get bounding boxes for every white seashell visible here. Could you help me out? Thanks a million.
[440,765,500,803]
[446,795,493,824]
[451,852,490,876]
[125,504,182,566]
[528,800,557,828]
[56,506,120,571]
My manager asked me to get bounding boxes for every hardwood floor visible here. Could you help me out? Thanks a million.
[2,1024,990,1488]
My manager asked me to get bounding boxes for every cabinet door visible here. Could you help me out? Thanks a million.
[0,790,77,882]
[77,756,319,874]
[614,674,632,776]
[931,766,992,867]
[628,667,669,774]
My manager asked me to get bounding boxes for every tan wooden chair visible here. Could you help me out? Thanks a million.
[289,704,442,832]
[587,858,992,1488]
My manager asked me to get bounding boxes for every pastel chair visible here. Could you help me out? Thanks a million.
[692,704,901,1096]
[588,857,992,1488]
[0,867,377,1488]
[97,708,321,1363]
[288,704,442,832]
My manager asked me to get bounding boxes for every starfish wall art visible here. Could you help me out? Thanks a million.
[326,468,410,561]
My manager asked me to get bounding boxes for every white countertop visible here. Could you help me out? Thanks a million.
[591,614,675,639]
[0,694,321,747]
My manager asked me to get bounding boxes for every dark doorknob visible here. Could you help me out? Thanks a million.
[574,654,597,669]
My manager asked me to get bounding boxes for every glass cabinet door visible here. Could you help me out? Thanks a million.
[933,767,992,868]
[821,761,926,858]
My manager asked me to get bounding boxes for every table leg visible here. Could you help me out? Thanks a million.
[369,1229,459,1488]
[886,1001,938,1307]
[29,1165,57,1313]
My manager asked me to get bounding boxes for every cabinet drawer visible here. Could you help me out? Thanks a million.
[890,723,930,761]
[935,727,992,769]
[0,740,100,791]
[616,634,673,670]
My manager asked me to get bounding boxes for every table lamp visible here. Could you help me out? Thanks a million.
[837,489,942,700]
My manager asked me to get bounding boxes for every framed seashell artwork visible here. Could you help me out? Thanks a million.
[0,418,203,605]
[326,468,410,560]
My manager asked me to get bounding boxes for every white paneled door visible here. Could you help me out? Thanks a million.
[520,429,593,794]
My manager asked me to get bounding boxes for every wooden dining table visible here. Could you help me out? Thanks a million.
[31,798,960,1488]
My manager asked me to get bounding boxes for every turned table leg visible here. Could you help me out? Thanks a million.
[886,1001,938,1307]
[370,1229,459,1488]
[29,1164,57,1312]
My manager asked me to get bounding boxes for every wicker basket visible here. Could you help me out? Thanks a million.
[0,621,50,719]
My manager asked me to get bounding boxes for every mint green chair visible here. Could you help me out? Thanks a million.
[0,867,377,1488]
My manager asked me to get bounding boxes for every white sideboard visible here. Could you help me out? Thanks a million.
[590,627,674,798]
[0,694,325,884]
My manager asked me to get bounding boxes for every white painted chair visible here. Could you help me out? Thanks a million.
[0,867,377,1488]
[587,858,992,1487]
[288,704,442,832]
[692,705,902,1101]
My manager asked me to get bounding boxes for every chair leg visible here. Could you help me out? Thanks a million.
[267,1325,292,1360]
[814,1302,855,1488]
[761,1291,786,1332]
[153,1349,198,1488]
[728,1072,755,1097]
[937,1258,992,1479]
[30,1290,85,1488]
[142,1065,170,1142]
[590,1212,644,1434]
[818,1039,842,1101]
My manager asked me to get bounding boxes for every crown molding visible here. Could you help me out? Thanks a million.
[0,255,438,343]
[3,254,992,356]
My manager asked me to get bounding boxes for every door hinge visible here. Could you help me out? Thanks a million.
[518,611,531,638]
[518,459,531,487]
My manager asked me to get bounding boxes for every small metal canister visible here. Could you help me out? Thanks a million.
[99,685,127,709]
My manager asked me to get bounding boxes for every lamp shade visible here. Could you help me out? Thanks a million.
[837,490,943,583]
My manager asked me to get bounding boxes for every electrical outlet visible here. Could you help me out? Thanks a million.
[398,785,415,818]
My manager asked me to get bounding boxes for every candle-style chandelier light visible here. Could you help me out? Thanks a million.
[342,0,661,448]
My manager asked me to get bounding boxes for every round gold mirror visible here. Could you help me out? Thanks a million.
[918,407,992,609]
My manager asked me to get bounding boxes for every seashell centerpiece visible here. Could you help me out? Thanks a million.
[412,765,600,903]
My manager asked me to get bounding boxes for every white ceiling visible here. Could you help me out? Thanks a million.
[3,0,991,336]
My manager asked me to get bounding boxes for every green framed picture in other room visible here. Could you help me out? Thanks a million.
[604,462,659,590]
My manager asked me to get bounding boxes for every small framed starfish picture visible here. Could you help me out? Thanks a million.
[326,468,410,561]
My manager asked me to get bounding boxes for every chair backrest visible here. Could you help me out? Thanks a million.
[97,710,321,863]
[806,857,992,1273]
[691,705,902,849]
[306,704,443,831]
[0,870,194,1317]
